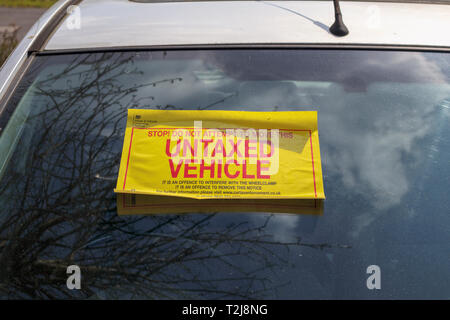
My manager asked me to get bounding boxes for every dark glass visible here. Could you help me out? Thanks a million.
[0,50,449,299]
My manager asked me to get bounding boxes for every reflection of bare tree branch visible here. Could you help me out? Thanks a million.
[0,52,350,299]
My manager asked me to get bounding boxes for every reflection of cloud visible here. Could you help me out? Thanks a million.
[333,51,448,87]
[321,82,448,237]
[323,84,447,210]
[312,52,449,237]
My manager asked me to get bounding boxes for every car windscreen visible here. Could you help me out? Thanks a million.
[0,49,449,299]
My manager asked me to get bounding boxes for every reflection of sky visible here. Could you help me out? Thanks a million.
[1,50,449,299]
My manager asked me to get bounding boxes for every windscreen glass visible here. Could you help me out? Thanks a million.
[0,50,449,299]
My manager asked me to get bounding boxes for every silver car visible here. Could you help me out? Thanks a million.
[0,0,449,299]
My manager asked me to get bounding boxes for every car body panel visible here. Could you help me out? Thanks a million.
[0,0,73,108]
[44,0,450,51]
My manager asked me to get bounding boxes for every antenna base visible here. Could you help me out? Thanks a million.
[329,14,349,37]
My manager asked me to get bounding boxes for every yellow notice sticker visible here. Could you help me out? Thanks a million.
[114,110,325,200]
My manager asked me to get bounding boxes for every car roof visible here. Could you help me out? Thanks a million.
[43,0,450,51]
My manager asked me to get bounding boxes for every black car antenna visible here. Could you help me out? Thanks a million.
[329,0,349,36]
